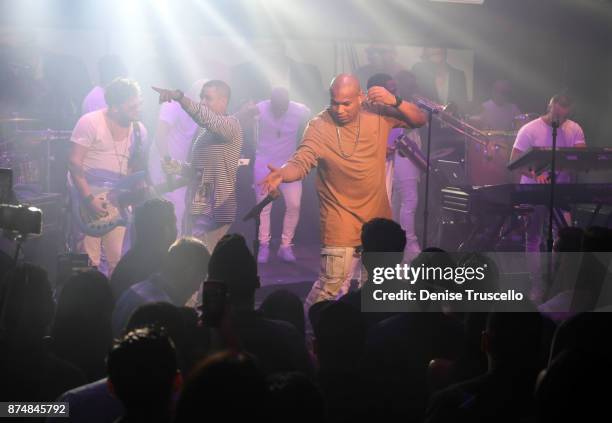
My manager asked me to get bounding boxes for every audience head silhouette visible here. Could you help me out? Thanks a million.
[162,237,210,304]
[0,264,53,348]
[207,234,260,308]
[107,326,180,421]
[174,351,266,422]
[134,198,177,250]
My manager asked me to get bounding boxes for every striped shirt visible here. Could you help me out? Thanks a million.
[181,98,243,223]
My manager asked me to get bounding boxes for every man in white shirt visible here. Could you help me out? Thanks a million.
[511,94,586,187]
[70,78,148,275]
[478,80,521,131]
[254,87,310,263]
[367,72,422,255]
[510,94,586,301]
[81,55,128,115]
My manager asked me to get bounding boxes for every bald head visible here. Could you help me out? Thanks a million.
[329,73,363,125]
[330,74,361,96]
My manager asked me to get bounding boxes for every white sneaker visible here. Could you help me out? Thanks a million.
[278,245,297,262]
[258,244,270,264]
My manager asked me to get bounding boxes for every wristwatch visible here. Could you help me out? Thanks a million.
[393,95,403,108]
[174,90,184,101]
[85,194,95,203]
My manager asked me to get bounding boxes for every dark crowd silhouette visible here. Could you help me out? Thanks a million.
[1,198,612,423]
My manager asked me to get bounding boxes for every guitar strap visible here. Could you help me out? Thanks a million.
[128,122,147,175]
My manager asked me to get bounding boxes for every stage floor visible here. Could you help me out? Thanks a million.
[254,243,320,306]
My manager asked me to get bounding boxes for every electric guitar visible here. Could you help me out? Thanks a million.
[394,133,427,172]
[70,171,188,237]
[394,133,451,185]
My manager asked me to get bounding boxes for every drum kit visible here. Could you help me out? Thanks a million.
[416,97,539,186]
[0,116,71,192]
[464,112,539,186]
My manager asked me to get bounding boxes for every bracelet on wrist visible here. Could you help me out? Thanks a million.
[393,95,403,108]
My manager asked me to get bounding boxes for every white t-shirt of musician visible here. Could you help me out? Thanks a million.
[71,109,148,183]
[157,101,198,161]
[255,100,311,168]
[147,101,199,187]
[513,117,585,184]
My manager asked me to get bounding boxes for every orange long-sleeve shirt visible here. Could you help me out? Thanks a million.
[286,102,413,247]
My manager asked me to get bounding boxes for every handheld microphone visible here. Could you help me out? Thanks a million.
[243,190,281,221]
[163,155,175,191]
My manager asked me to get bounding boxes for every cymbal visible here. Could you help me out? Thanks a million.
[514,113,539,120]
[431,147,457,160]
[0,117,40,123]
[14,129,72,141]
[484,130,518,138]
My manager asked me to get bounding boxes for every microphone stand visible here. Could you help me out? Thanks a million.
[547,120,559,253]
[545,120,560,296]
[253,215,262,261]
[422,107,438,248]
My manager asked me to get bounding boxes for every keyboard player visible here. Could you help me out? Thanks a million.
[509,94,586,301]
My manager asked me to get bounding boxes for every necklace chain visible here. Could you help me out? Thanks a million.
[272,107,289,138]
[107,114,130,174]
[335,114,361,159]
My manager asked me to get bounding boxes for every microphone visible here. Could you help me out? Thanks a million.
[243,190,281,221]
[551,113,560,129]
[163,155,175,191]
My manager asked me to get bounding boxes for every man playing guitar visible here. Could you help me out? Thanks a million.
[69,78,148,275]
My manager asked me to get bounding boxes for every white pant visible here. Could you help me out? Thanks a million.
[392,176,421,253]
[385,158,394,204]
[525,205,570,303]
[164,186,187,236]
[386,158,421,254]
[79,226,126,276]
[254,161,302,247]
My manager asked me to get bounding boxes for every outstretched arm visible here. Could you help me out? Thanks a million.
[258,163,304,195]
[152,87,240,142]
[258,122,321,195]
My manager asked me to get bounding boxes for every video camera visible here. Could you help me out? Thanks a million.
[0,169,42,237]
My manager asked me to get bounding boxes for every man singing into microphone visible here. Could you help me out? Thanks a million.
[260,73,426,307]
[153,81,243,253]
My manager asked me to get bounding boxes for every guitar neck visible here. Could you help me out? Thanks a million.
[117,176,190,207]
